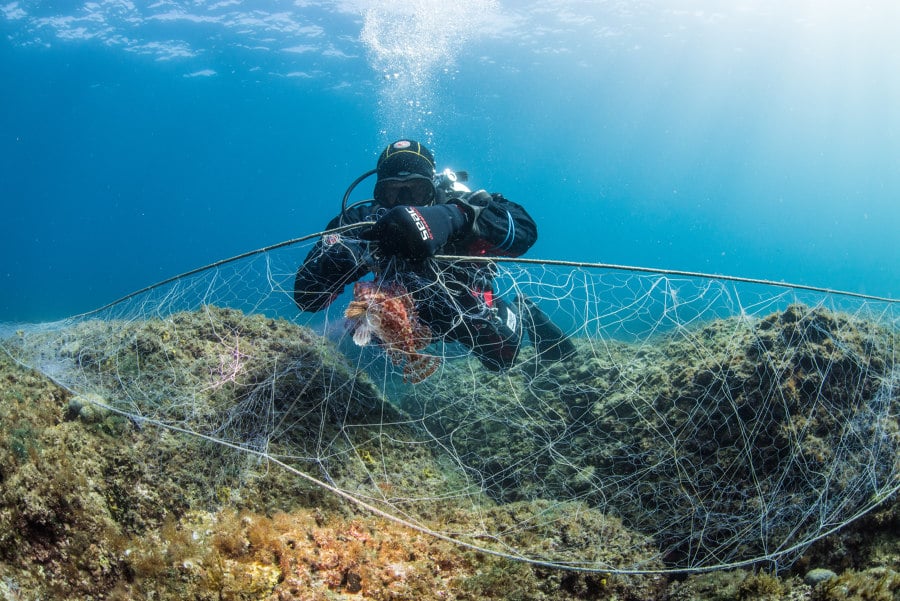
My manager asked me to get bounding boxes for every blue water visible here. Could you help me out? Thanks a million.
[2,2,898,322]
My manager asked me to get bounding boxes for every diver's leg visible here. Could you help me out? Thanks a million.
[463,298,523,372]
[517,296,576,362]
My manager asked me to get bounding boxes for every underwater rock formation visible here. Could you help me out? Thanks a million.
[402,303,898,568]
[0,302,897,598]
[0,308,660,598]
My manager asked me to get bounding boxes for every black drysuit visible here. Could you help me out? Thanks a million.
[293,191,538,371]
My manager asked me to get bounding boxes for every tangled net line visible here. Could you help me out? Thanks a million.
[1,228,897,574]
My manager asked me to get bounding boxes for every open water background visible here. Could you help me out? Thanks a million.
[2,1,898,322]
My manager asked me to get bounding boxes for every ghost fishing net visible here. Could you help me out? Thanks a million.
[1,229,897,574]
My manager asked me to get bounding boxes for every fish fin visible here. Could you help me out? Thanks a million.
[352,323,373,346]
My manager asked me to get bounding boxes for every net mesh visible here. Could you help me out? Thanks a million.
[1,231,897,574]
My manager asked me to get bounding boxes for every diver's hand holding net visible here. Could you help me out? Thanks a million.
[1,230,897,574]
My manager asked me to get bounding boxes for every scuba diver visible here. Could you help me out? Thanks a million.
[293,139,575,372]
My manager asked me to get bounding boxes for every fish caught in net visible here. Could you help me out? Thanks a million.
[344,280,441,383]
[0,229,897,574]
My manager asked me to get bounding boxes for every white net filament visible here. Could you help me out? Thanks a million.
[1,231,897,574]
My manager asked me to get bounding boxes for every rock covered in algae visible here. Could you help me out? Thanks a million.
[402,303,898,569]
[805,568,838,585]
[0,307,664,599]
[67,392,109,423]
[0,302,898,599]
[0,336,669,600]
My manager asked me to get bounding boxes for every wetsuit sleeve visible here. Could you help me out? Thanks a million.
[293,215,371,312]
[450,190,537,257]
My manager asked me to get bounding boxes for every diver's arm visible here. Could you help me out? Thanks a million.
[449,191,537,257]
[293,214,372,312]
[357,204,469,260]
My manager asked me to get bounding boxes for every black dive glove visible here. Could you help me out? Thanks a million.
[359,204,468,260]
